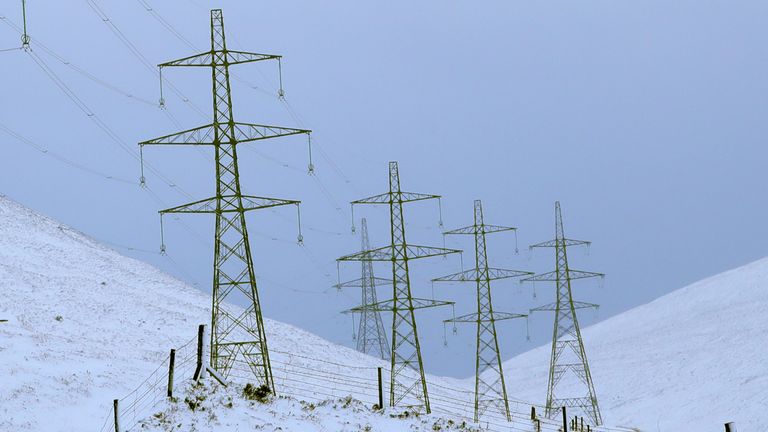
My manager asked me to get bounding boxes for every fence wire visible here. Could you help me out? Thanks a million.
[99,330,633,432]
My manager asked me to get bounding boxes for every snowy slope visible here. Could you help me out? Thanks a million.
[497,256,768,431]
[3,194,765,432]
[135,379,482,432]
[0,196,496,432]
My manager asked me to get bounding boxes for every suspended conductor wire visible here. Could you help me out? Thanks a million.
[22,46,192,198]
[0,121,136,185]
[85,0,208,118]
[0,16,159,107]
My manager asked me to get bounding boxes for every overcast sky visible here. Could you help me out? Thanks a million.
[1,0,766,378]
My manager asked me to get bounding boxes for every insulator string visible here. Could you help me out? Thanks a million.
[306,133,314,174]
[525,316,530,341]
[437,197,444,228]
[277,57,285,98]
[159,213,166,254]
[351,313,356,340]
[158,66,165,108]
[451,306,457,334]
[295,203,304,245]
[336,261,341,290]
[139,145,146,187]
[350,204,356,233]
[21,0,30,49]
[514,229,519,254]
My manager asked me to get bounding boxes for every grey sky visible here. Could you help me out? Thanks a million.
[1,0,765,377]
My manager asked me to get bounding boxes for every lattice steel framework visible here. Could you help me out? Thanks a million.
[139,9,310,391]
[522,202,603,425]
[336,218,391,360]
[338,161,460,413]
[433,200,532,422]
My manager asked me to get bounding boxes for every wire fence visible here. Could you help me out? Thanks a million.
[98,326,637,432]
[97,335,197,432]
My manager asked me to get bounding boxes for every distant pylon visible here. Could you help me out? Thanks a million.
[338,161,460,413]
[433,200,532,422]
[335,218,391,360]
[522,201,603,425]
[139,9,310,391]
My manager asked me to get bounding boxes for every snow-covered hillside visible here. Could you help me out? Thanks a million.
[498,256,768,431]
[1,194,764,432]
[0,196,501,432]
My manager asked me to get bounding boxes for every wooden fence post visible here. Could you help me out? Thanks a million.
[376,367,383,409]
[113,399,120,432]
[531,406,536,420]
[535,419,541,432]
[167,349,176,398]
[725,423,737,432]
[562,407,568,432]
[580,417,584,431]
[193,324,207,381]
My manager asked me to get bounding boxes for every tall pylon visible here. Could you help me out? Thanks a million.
[522,201,603,425]
[335,218,391,360]
[338,161,460,413]
[433,200,532,422]
[139,9,311,391]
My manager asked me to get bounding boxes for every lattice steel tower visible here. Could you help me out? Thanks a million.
[433,200,532,422]
[522,202,603,425]
[336,218,391,360]
[139,9,310,391]
[338,161,460,413]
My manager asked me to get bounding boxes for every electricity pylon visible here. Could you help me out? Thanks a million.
[522,201,603,425]
[336,218,391,360]
[433,200,532,422]
[338,161,460,413]
[139,9,310,392]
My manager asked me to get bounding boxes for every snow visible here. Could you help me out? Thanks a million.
[1,195,764,431]
[136,380,481,432]
[497,256,768,431]
[0,196,502,431]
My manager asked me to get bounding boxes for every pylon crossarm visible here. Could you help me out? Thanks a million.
[530,301,599,313]
[159,50,280,68]
[521,269,604,282]
[140,122,310,146]
[351,191,439,205]
[338,244,460,262]
[444,311,527,323]
[159,196,299,214]
[333,277,392,289]
[443,224,516,236]
[350,297,454,312]
[529,238,591,249]
[432,267,532,283]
